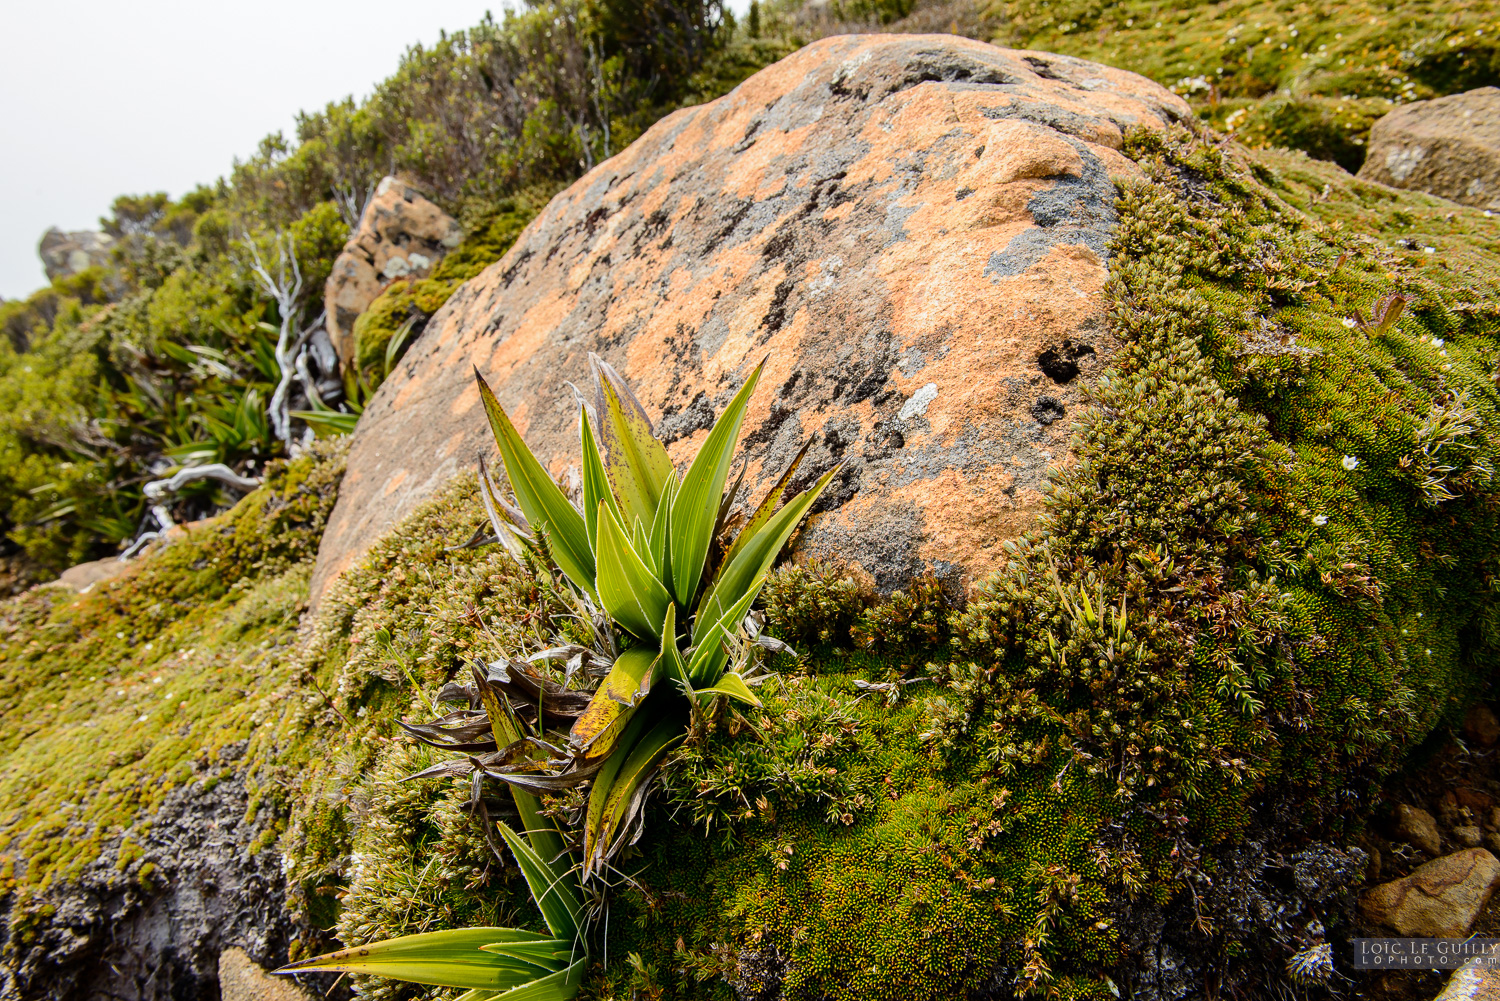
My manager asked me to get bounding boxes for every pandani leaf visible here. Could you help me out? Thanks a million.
[667,358,765,608]
[474,368,594,594]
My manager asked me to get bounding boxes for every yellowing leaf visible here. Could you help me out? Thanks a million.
[568,646,657,763]
[591,354,674,529]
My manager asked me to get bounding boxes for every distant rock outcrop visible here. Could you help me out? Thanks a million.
[1357,88,1500,210]
[310,33,1188,603]
[38,227,115,281]
[323,177,463,368]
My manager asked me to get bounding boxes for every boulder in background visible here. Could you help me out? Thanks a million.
[323,177,462,368]
[1357,88,1500,210]
[38,227,115,281]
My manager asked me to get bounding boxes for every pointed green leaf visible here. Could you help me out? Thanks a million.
[718,436,813,575]
[567,646,657,763]
[685,585,760,686]
[453,990,505,1001]
[695,671,762,707]
[583,705,687,876]
[595,502,672,642]
[475,369,594,594]
[274,928,555,989]
[498,821,583,942]
[697,464,841,643]
[668,359,766,606]
[591,355,674,528]
[579,407,619,552]
[647,471,676,582]
[658,604,688,686]
[492,958,586,1001]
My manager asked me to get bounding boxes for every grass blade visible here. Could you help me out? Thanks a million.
[475,368,594,594]
[668,359,765,607]
[275,928,556,989]
[595,502,671,642]
[591,354,674,529]
[498,821,583,942]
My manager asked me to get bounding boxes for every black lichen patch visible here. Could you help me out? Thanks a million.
[1029,396,1066,424]
[1038,340,1097,384]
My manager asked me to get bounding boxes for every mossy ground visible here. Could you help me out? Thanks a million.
[901,0,1498,172]
[3,123,1500,1000]
[0,440,345,960]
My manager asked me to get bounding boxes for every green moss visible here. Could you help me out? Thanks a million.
[0,438,344,959]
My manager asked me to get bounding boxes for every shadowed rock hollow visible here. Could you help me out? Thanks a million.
[311,33,1189,602]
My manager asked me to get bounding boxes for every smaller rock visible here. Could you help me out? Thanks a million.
[1442,791,1477,830]
[38,227,115,280]
[323,176,462,369]
[1455,826,1484,849]
[219,948,316,1001]
[1484,832,1500,856]
[1394,803,1444,855]
[1467,705,1500,747]
[1356,88,1500,210]
[42,557,132,593]
[1435,955,1500,1000]
[1360,849,1500,938]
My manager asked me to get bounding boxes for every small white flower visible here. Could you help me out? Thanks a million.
[138,715,150,723]
[1425,648,1432,656]
[1341,317,1357,329]
[1342,455,1360,471]
[1432,338,1444,347]
[357,705,369,717]
[1424,246,1435,254]
[1312,514,1328,527]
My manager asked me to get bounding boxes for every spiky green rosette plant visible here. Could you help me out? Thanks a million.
[279,355,834,996]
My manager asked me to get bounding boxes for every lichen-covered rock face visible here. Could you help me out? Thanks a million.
[324,177,463,368]
[310,34,1189,602]
[1357,87,1500,210]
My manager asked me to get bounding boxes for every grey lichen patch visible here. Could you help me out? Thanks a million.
[983,141,1117,280]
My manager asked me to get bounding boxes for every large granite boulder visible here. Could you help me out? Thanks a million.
[310,34,1189,603]
[38,227,115,281]
[1357,88,1500,210]
[323,177,463,367]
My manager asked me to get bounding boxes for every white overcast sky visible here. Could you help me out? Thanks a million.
[1,0,752,301]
